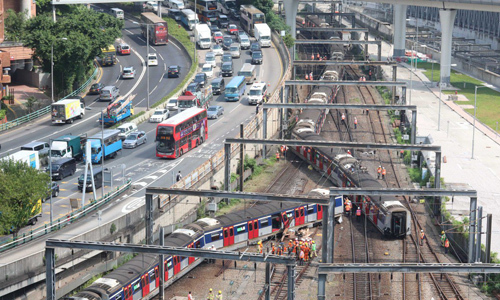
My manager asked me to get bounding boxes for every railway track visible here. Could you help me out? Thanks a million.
[348,216,373,299]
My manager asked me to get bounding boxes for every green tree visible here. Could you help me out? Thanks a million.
[26,96,38,114]
[4,9,26,42]
[22,6,122,94]
[0,159,50,237]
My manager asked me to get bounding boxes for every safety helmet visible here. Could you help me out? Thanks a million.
[210,288,213,292]
[312,241,315,243]
[442,231,445,234]
[379,165,381,168]
[219,290,222,294]
[421,230,423,232]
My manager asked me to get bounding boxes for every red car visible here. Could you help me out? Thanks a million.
[117,43,131,55]
[228,24,239,35]
[213,31,224,43]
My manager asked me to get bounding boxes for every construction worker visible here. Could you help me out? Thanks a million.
[299,249,305,266]
[382,167,386,179]
[304,244,310,262]
[377,166,382,179]
[305,73,309,80]
[288,240,293,255]
[271,243,276,255]
[369,69,372,80]
[440,231,447,247]
[400,150,405,158]
[420,230,426,246]
[188,291,193,300]
[354,117,358,129]
[311,241,317,258]
[208,288,214,300]
[444,239,450,254]
[311,54,314,60]
[347,149,351,155]
[345,201,352,216]
[356,207,362,222]
[276,151,280,162]
[341,113,346,125]
[258,240,263,254]
[317,53,320,60]
[216,290,223,300]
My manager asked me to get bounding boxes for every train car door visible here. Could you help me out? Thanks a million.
[188,243,196,264]
[247,220,258,239]
[173,256,181,274]
[223,226,235,246]
[154,266,159,288]
[124,284,133,300]
[317,204,323,219]
[281,212,290,228]
[294,207,305,226]
[141,274,150,297]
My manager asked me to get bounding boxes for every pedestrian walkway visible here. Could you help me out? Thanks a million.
[4,85,51,120]
[366,36,500,254]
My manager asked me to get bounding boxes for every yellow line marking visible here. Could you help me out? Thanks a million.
[60,189,68,191]
[60,205,68,208]
[44,212,50,215]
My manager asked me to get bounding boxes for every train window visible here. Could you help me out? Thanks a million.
[150,270,156,283]
[295,210,299,218]
[224,229,228,238]
[307,207,314,214]
[287,212,293,218]
[249,222,253,231]
[230,227,234,235]
[195,240,201,247]
[167,261,173,268]
[260,219,269,227]
[113,293,122,300]
[236,225,245,233]
[211,232,220,241]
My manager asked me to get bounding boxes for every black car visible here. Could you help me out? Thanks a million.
[186,82,202,95]
[251,50,263,65]
[221,61,233,77]
[218,14,229,28]
[209,24,220,33]
[222,35,233,50]
[44,182,60,202]
[229,8,240,20]
[168,65,181,78]
[89,82,104,95]
[250,42,261,54]
[194,72,208,87]
[211,77,225,95]
[222,53,233,63]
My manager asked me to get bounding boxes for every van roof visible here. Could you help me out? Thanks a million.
[240,63,255,72]
[118,122,135,129]
[250,82,266,89]
[21,141,46,148]
[212,77,224,83]
[51,157,75,165]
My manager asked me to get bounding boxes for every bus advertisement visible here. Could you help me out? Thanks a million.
[156,107,208,158]
[240,5,265,36]
[141,12,169,45]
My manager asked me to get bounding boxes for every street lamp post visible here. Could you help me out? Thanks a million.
[51,37,67,102]
[147,23,150,111]
[472,85,486,159]
[438,63,457,131]
[49,139,53,225]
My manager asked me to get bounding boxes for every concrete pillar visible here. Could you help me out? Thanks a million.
[439,9,457,85]
[393,4,408,58]
[146,194,154,245]
[283,0,300,38]
[46,247,56,300]
[21,0,32,18]
[263,108,268,159]
[468,197,477,263]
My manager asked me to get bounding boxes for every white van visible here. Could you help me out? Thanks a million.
[110,8,124,19]
[117,122,138,140]
[247,82,268,105]
[238,63,257,84]
[165,0,184,10]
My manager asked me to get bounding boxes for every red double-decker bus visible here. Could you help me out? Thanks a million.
[156,107,208,158]
[141,12,168,45]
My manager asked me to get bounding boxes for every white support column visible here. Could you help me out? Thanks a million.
[21,0,32,18]
[393,4,408,58]
[283,0,300,39]
[439,9,457,85]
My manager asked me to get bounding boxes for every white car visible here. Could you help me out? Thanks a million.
[201,64,214,78]
[149,108,169,122]
[205,52,216,68]
[148,53,158,66]
[211,44,224,56]
[146,1,159,12]
[166,98,178,111]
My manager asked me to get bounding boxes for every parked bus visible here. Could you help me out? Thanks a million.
[140,12,169,45]
[156,107,208,158]
[187,0,218,22]
[224,75,246,102]
[181,9,198,30]
[240,5,265,36]
[217,0,236,15]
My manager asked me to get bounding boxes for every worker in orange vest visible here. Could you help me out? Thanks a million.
[271,243,276,254]
[317,53,320,60]
[420,230,425,246]
[305,73,309,80]
[400,150,404,158]
[356,207,362,222]
[258,240,263,253]
[354,117,358,129]
[276,151,280,162]
[382,167,386,179]
[369,70,372,80]
[311,54,314,60]
[444,239,450,254]
[377,166,382,179]
[345,202,352,216]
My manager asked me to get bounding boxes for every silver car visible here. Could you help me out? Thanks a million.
[207,105,224,119]
[123,131,147,148]
[122,66,135,79]
[238,34,250,49]
[100,85,120,101]
[229,43,241,58]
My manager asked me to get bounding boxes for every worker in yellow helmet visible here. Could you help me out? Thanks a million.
[216,290,223,300]
[208,288,214,300]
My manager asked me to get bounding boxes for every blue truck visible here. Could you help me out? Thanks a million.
[86,129,122,164]
[99,98,133,126]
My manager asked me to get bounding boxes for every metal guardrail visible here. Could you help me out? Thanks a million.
[0,180,131,253]
[0,65,99,133]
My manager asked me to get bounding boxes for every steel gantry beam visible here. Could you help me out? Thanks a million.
[263,103,416,110]
[293,60,396,66]
[224,138,440,152]
[329,187,477,197]
[295,39,381,45]
[45,239,297,300]
[284,80,406,87]
[145,188,330,205]
[317,263,500,274]
[296,12,354,17]
[296,27,369,33]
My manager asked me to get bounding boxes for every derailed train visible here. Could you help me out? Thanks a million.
[291,59,411,239]
[64,198,344,300]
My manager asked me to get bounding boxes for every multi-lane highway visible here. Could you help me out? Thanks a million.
[0,12,283,264]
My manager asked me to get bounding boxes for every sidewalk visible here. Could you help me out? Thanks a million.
[3,85,51,120]
[367,38,500,255]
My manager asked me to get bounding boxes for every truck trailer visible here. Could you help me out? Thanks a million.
[194,24,212,49]
[51,134,87,161]
[254,23,271,48]
[51,98,85,124]
[3,150,41,169]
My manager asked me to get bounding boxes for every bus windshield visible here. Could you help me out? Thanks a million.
[254,13,265,23]
[178,100,194,108]
[226,87,237,94]
[156,126,175,153]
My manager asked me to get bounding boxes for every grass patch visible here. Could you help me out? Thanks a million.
[419,62,500,133]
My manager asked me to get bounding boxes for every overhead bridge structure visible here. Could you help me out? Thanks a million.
[283,0,500,85]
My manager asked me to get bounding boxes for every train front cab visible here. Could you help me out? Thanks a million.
[390,211,407,237]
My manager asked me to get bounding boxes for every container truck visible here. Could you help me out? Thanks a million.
[51,134,87,161]
[3,150,41,169]
[51,98,85,124]
[141,12,169,45]
[194,24,212,49]
[86,130,122,164]
[98,97,133,126]
[254,23,271,48]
